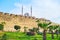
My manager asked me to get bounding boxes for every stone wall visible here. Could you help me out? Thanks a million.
[0,12,50,32]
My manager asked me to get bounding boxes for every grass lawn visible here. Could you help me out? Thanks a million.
[0,32,60,40]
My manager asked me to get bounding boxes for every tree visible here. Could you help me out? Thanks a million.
[55,25,60,39]
[48,25,58,39]
[14,25,21,31]
[55,29,59,37]
[0,22,6,31]
[36,20,40,32]
[58,25,60,33]
[38,22,51,40]
[0,24,4,31]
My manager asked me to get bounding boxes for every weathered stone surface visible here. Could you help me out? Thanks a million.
[0,12,51,32]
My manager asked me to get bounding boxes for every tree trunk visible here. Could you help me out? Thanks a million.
[56,30,59,37]
[43,30,46,40]
[51,31,54,39]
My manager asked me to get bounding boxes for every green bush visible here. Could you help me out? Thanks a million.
[1,34,7,40]
[14,25,21,30]
[0,24,4,31]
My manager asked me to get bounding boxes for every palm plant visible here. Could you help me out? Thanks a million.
[55,25,60,40]
[55,25,59,38]
[58,25,60,34]
[48,25,58,39]
[55,29,59,37]
[36,20,40,32]
[38,22,51,40]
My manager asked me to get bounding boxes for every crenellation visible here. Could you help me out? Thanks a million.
[15,15,18,17]
[28,16,31,19]
[4,13,9,15]
[0,12,38,20]
[10,14,14,16]
[0,12,3,16]
[0,12,49,21]
[0,12,3,13]
[9,14,17,18]
[19,15,23,17]
[32,16,35,19]
[24,16,27,18]
[35,18,39,20]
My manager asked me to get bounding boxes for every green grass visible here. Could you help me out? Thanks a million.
[0,32,60,40]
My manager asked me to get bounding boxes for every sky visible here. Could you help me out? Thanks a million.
[0,0,60,24]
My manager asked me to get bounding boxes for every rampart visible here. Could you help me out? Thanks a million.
[0,12,50,32]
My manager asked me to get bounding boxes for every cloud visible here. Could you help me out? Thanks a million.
[10,0,60,23]
[32,0,60,23]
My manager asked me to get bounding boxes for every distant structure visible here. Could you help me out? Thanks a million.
[21,5,23,16]
[21,5,32,17]
[30,6,32,17]
[24,12,29,17]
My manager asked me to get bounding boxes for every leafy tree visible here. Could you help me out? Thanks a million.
[0,24,4,31]
[55,25,59,38]
[38,22,51,40]
[55,25,60,39]
[58,25,60,33]
[14,25,21,31]
[36,20,40,32]
[48,25,58,39]
[55,30,59,37]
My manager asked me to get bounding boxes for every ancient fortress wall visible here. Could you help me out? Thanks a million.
[0,12,50,32]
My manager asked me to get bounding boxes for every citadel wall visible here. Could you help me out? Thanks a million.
[0,12,50,32]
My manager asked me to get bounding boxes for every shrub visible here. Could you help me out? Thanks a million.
[14,25,21,30]
[26,32,35,36]
[0,24,4,31]
[34,38,38,40]
[1,34,7,40]
[37,32,43,35]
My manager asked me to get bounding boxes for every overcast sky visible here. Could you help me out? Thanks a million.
[0,0,60,24]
